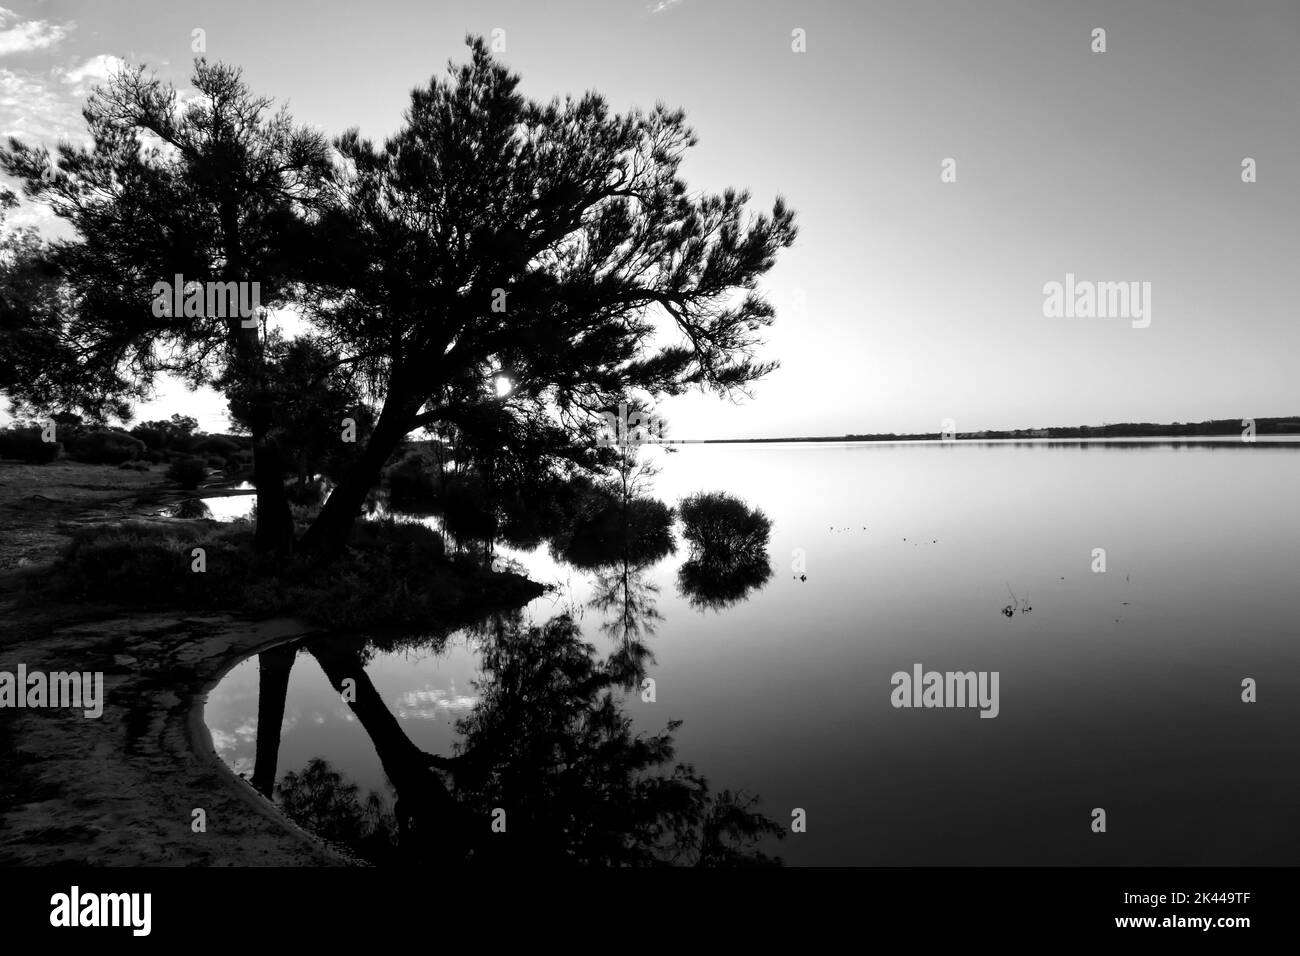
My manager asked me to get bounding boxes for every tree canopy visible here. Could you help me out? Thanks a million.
[1,37,796,561]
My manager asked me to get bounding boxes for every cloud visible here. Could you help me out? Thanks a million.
[648,0,687,14]
[0,51,123,239]
[63,52,122,96]
[395,684,478,720]
[0,7,70,57]
[0,198,58,236]
[0,66,84,143]
[0,54,123,145]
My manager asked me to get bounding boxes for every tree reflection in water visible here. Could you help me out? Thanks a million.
[267,614,783,866]
[266,489,784,864]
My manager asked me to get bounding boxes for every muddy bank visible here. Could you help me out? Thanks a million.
[0,612,352,865]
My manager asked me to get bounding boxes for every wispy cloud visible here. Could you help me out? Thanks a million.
[0,66,82,142]
[63,52,122,95]
[0,6,70,57]
[0,44,121,237]
[648,0,687,15]
[0,51,122,143]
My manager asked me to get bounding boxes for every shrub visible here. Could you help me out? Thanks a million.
[0,426,60,463]
[350,516,446,563]
[55,520,251,606]
[677,492,772,563]
[173,497,212,519]
[68,429,146,465]
[129,425,168,451]
[38,516,539,630]
[191,435,241,457]
[166,457,208,490]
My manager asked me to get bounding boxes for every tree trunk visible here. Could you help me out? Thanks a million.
[233,321,293,554]
[218,200,295,554]
[299,398,416,563]
[251,431,295,553]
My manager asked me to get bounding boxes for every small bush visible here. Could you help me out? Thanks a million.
[0,426,60,463]
[167,434,197,455]
[172,497,213,519]
[53,520,247,607]
[68,429,146,465]
[166,457,208,490]
[678,492,772,563]
[191,435,241,457]
[129,425,168,451]
[351,516,445,563]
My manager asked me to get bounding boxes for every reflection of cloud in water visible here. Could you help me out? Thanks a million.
[395,683,478,720]
[232,718,257,744]
[225,755,254,777]
[208,727,237,757]
[209,723,255,778]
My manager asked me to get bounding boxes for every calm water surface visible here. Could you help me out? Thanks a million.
[205,441,1300,864]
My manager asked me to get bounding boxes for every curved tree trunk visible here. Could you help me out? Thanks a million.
[307,637,469,860]
[299,399,417,563]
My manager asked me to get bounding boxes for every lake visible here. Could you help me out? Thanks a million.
[204,440,1300,865]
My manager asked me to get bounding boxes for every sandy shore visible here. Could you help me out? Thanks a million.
[0,613,350,865]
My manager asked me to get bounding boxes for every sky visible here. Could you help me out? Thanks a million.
[1,0,1297,439]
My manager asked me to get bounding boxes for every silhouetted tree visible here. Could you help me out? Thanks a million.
[2,40,794,566]
[0,59,332,552]
[297,37,796,560]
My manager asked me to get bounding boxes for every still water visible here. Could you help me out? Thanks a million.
[205,440,1300,865]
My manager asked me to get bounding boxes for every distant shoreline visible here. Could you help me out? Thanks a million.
[662,416,1300,445]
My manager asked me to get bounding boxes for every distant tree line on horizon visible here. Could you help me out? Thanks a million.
[692,416,1300,444]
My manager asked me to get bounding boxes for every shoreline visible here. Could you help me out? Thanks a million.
[0,611,353,866]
